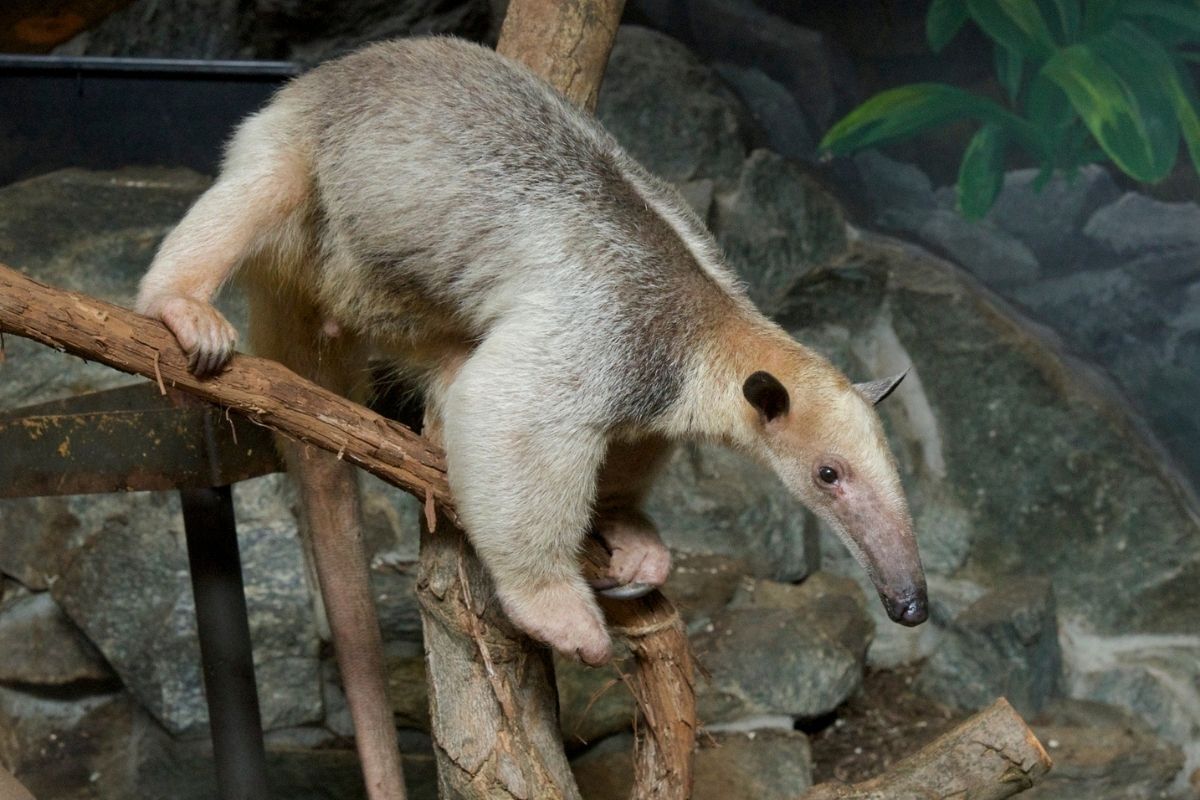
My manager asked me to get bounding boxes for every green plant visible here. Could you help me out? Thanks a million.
[818,0,1200,219]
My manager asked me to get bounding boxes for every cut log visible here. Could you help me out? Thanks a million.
[799,698,1052,800]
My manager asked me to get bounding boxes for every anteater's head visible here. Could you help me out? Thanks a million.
[741,363,927,626]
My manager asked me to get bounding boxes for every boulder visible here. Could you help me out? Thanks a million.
[0,591,115,685]
[49,483,323,736]
[55,0,492,64]
[693,573,872,722]
[1084,193,1200,256]
[916,578,1063,717]
[916,208,1041,286]
[985,165,1120,272]
[715,149,848,314]
[646,440,815,583]
[852,150,937,232]
[572,729,813,800]
[713,63,817,163]
[1025,700,1185,800]
[597,26,748,186]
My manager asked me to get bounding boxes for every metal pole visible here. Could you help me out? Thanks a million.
[180,486,270,799]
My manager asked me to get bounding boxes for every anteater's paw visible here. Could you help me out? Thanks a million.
[145,295,238,376]
[590,510,671,596]
[498,580,612,666]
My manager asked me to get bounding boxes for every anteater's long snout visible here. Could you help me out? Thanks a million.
[831,488,928,628]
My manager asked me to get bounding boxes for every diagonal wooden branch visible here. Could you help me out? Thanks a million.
[0,262,455,517]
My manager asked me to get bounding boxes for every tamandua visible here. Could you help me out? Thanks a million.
[137,36,926,798]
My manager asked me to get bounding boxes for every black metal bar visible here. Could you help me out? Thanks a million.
[0,54,299,79]
[180,486,270,800]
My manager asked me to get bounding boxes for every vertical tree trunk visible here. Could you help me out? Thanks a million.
[418,3,697,800]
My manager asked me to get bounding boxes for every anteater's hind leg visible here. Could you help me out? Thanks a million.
[247,283,408,800]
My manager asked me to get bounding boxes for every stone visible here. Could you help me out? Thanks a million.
[667,553,750,627]
[597,26,748,185]
[0,686,145,799]
[49,483,322,736]
[0,591,114,685]
[656,0,855,133]
[917,578,1063,716]
[1084,193,1200,256]
[713,63,817,162]
[916,208,1041,286]
[693,573,871,722]
[645,440,814,583]
[985,166,1121,272]
[1024,699,1185,800]
[1011,268,1169,360]
[55,0,492,65]
[572,729,813,800]
[715,149,848,314]
[1061,622,1200,782]
[852,150,936,231]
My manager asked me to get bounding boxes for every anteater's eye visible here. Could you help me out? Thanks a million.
[818,466,839,484]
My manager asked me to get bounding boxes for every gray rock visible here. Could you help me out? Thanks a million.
[713,63,817,162]
[0,591,114,685]
[917,578,1063,716]
[49,484,322,736]
[597,26,748,185]
[646,441,814,583]
[572,729,812,800]
[986,166,1120,271]
[0,686,145,798]
[643,0,854,132]
[917,208,1041,286]
[1025,700,1185,800]
[0,497,86,591]
[715,149,848,314]
[1084,193,1200,256]
[694,573,872,722]
[853,150,936,231]
[1010,268,1169,361]
[668,553,751,627]
[55,0,492,65]
[1124,245,1200,289]
[1061,623,1200,771]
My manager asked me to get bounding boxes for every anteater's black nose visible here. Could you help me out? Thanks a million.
[883,592,928,627]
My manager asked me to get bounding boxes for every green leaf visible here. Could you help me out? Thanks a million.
[1039,0,1081,42]
[819,83,1036,155]
[1041,41,1177,181]
[966,0,1058,59]
[1103,22,1200,176]
[1120,0,1200,38]
[928,0,971,51]
[957,124,1008,218]
[994,42,1024,101]
[1083,0,1122,35]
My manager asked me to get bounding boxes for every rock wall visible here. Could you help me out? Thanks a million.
[2,7,1198,799]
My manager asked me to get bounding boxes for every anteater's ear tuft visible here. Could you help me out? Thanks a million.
[743,371,789,422]
[854,370,908,405]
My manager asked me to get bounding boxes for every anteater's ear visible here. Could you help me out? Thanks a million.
[854,370,908,405]
[743,371,789,422]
